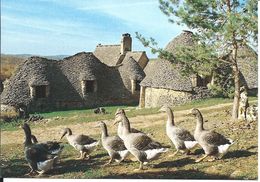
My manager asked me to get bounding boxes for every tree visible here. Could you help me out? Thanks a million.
[136,0,257,119]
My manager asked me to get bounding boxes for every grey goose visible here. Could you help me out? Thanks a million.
[114,109,168,170]
[190,108,234,162]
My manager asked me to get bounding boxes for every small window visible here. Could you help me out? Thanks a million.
[85,80,95,93]
[135,80,141,91]
[35,85,47,98]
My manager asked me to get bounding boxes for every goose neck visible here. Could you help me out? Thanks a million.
[121,114,131,134]
[166,108,175,126]
[101,124,109,138]
[195,112,204,131]
[67,128,72,135]
[23,127,32,146]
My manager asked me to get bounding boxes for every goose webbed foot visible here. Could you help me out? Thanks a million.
[103,158,113,167]
[76,151,84,160]
[83,153,90,160]
[195,154,208,163]
[208,156,218,162]
[25,169,37,176]
[75,156,83,160]
[168,150,179,157]
[36,170,46,176]
[185,150,192,155]
[116,159,123,164]
[134,162,144,171]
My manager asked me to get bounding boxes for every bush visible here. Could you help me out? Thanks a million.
[208,84,235,98]
[208,84,224,97]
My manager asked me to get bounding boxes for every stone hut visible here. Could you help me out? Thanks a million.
[237,45,258,95]
[1,52,145,112]
[139,59,193,108]
[165,30,212,87]
[139,30,212,108]
[94,33,149,69]
[119,56,146,99]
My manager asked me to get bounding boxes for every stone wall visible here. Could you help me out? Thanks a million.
[144,87,192,108]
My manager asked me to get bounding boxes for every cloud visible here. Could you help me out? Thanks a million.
[76,0,186,43]
[79,1,157,11]
[1,0,187,57]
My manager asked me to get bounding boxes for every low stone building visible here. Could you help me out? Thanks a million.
[1,52,145,112]
[164,30,211,87]
[139,30,212,108]
[139,59,193,108]
[237,45,258,95]
[139,30,257,108]
[94,33,149,69]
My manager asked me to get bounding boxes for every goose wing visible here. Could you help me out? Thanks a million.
[25,146,49,162]
[175,128,195,141]
[131,128,143,133]
[202,131,231,145]
[129,133,162,150]
[107,136,127,151]
[74,134,97,145]
[45,141,62,150]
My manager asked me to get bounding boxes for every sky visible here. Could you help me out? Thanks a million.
[1,0,186,58]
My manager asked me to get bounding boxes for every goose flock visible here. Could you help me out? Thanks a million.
[21,107,235,176]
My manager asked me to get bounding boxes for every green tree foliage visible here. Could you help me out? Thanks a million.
[136,0,257,119]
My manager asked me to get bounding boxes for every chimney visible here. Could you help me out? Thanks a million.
[120,33,132,54]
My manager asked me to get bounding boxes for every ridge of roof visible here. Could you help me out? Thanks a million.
[96,44,121,48]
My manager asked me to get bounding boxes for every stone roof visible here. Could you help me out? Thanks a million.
[1,51,146,111]
[1,56,55,106]
[123,51,144,63]
[165,30,195,54]
[56,52,104,101]
[119,56,145,81]
[140,59,193,91]
[93,44,122,66]
[237,45,258,89]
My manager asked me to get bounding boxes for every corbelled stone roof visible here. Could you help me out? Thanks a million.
[165,30,195,54]
[119,57,145,81]
[1,51,146,111]
[140,59,192,91]
[1,56,55,106]
[237,45,258,89]
[93,44,122,66]
[140,31,195,92]
[123,51,144,63]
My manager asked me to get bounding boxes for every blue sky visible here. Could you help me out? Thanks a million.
[1,0,186,58]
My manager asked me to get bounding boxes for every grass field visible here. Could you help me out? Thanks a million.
[1,97,256,131]
[0,97,258,179]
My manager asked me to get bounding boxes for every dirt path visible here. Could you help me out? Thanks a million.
[0,101,251,145]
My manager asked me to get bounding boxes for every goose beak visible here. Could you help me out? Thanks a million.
[158,106,167,113]
[187,109,194,116]
[158,108,164,113]
[113,120,119,125]
[93,123,100,128]
[60,133,66,140]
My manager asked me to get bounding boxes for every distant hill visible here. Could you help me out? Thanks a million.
[1,53,69,60]
[0,54,69,81]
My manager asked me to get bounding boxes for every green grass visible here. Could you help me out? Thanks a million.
[1,104,258,179]
[0,97,257,132]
